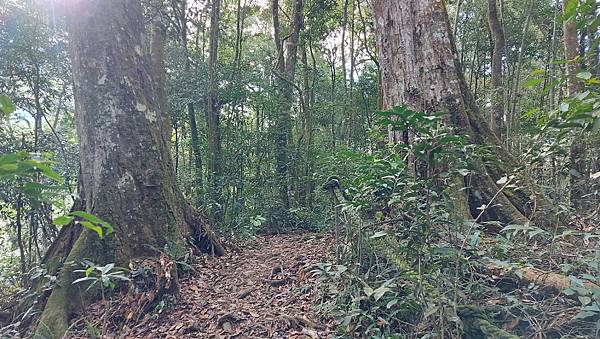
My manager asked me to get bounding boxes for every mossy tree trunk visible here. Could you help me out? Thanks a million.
[34,1,223,337]
[371,0,557,227]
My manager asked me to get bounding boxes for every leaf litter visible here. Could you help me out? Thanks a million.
[68,233,335,338]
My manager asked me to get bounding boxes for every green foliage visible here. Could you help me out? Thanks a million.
[72,262,130,292]
[316,107,477,336]
[0,150,63,184]
[53,211,114,239]
[313,263,421,337]
[0,93,16,117]
[72,261,130,338]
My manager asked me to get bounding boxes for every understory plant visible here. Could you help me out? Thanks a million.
[316,106,481,337]
[72,262,130,337]
[316,105,600,338]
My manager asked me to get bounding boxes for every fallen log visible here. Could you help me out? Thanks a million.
[483,258,599,296]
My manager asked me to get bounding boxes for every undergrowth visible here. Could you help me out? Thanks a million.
[314,106,600,338]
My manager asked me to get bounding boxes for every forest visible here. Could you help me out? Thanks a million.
[0,0,599,337]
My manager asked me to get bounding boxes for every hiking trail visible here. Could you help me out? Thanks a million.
[72,233,335,338]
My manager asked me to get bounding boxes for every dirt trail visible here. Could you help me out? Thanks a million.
[125,233,334,338]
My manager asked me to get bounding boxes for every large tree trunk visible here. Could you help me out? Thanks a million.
[34,1,223,337]
[487,0,505,140]
[371,0,557,227]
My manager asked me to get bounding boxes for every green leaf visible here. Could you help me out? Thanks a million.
[373,286,391,301]
[85,265,95,277]
[562,0,579,21]
[573,310,596,320]
[584,304,600,312]
[576,71,592,80]
[523,78,544,89]
[99,263,115,275]
[72,277,97,285]
[0,94,16,116]
[431,247,458,257]
[79,221,104,238]
[53,215,74,226]
[33,162,63,182]
[531,69,546,75]
[70,211,103,223]
[370,231,387,239]
[0,152,24,165]
[579,296,592,305]
[70,211,114,235]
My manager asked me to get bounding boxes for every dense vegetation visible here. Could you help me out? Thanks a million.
[0,0,598,337]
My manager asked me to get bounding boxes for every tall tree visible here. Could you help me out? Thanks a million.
[487,0,505,139]
[271,0,303,210]
[174,0,205,205]
[206,0,223,220]
[34,1,223,336]
[563,0,581,95]
[150,0,170,141]
[371,0,556,226]
[563,0,586,208]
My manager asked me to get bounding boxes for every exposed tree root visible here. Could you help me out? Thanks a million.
[29,203,224,339]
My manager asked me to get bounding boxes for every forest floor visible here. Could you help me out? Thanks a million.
[70,233,335,338]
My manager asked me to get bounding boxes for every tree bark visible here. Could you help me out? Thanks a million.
[206,0,223,220]
[34,1,223,337]
[563,0,581,95]
[562,0,586,209]
[271,0,303,210]
[507,0,534,140]
[175,0,205,205]
[371,0,557,227]
[487,0,505,139]
[150,0,170,142]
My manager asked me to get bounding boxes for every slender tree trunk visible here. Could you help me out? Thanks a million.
[341,0,349,136]
[544,1,560,111]
[508,0,534,127]
[327,54,337,147]
[453,0,463,37]
[16,194,26,283]
[271,0,303,210]
[150,0,170,142]
[177,0,205,205]
[349,0,356,145]
[188,102,204,204]
[371,0,557,227]
[34,1,223,336]
[563,0,581,95]
[563,0,585,208]
[487,0,505,139]
[206,0,223,220]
